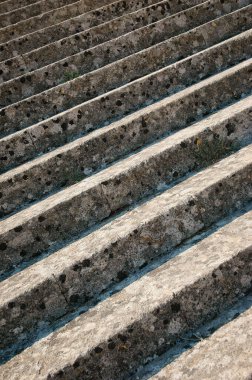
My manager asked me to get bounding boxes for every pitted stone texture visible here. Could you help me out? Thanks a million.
[0,0,80,28]
[1,5,251,136]
[0,56,251,174]
[1,1,251,85]
[1,209,251,379]
[0,146,251,350]
[151,307,252,380]
[0,0,161,44]
[0,87,251,218]
[0,114,251,352]
[0,0,203,63]
[0,0,51,13]
[0,81,252,215]
[1,0,250,107]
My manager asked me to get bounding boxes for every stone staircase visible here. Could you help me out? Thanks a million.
[0,0,251,378]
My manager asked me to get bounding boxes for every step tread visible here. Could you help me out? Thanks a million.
[1,0,251,374]
[0,145,251,353]
[0,56,250,174]
[151,306,252,380]
[1,0,251,107]
[0,0,202,62]
[0,92,251,218]
[1,208,251,379]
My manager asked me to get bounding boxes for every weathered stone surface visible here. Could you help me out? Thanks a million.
[0,0,251,376]
[1,55,251,173]
[0,0,39,14]
[1,3,251,108]
[0,0,130,42]
[1,2,251,84]
[0,122,251,276]
[0,0,203,62]
[0,0,80,28]
[0,92,251,217]
[0,146,251,352]
[151,307,252,380]
[1,209,251,379]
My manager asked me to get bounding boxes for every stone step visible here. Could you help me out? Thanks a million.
[0,0,204,62]
[0,107,251,352]
[0,56,251,174]
[1,207,251,378]
[0,0,161,43]
[1,0,250,107]
[1,0,251,376]
[0,0,47,14]
[0,82,251,218]
[1,5,251,136]
[150,306,252,380]
[0,0,82,28]
[1,2,250,84]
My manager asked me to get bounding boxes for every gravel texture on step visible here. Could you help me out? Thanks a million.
[1,207,251,379]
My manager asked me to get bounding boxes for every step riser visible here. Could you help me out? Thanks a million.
[42,250,252,380]
[0,198,251,366]
[0,0,204,62]
[0,144,251,336]
[46,250,252,380]
[0,0,183,82]
[0,0,44,13]
[0,55,251,175]
[1,5,251,136]
[0,0,251,371]
[150,305,252,380]
[0,0,89,28]
[1,1,250,88]
[0,38,251,217]
[1,0,250,107]
[0,0,162,43]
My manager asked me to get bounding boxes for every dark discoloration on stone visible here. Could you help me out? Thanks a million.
[0,0,203,62]
[0,0,251,374]
[0,57,251,174]
[1,209,251,378]
[0,93,251,218]
[0,146,251,353]
[0,0,132,43]
[0,0,79,28]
